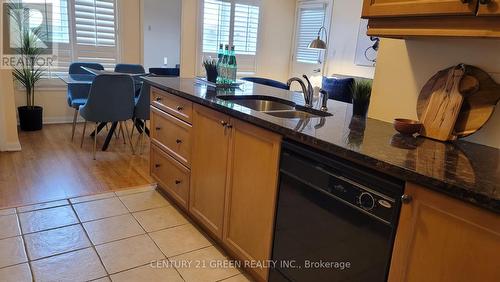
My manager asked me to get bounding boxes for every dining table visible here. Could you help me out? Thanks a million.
[57,67,149,151]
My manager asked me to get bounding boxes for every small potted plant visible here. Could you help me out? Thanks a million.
[9,1,46,131]
[203,58,218,83]
[351,79,372,117]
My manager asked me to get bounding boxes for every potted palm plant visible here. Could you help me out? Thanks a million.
[8,1,46,131]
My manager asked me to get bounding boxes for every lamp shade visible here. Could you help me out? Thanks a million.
[308,36,327,50]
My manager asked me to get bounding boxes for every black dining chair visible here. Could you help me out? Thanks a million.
[149,67,180,77]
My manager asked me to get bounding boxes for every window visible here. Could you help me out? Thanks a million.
[295,2,326,64]
[16,0,118,78]
[200,0,260,73]
[71,0,118,69]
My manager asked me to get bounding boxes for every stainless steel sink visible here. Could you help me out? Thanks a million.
[218,96,332,119]
[220,97,295,112]
[265,110,323,119]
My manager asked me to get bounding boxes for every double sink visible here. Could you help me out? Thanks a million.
[218,96,332,119]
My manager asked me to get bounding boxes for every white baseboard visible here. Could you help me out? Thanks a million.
[0,141,22,152]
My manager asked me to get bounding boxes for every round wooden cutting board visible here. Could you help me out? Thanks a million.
[417,65,500,138]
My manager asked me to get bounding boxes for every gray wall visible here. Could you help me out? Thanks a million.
[143,0,181,70]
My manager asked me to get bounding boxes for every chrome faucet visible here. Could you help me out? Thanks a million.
[287,76,313,107]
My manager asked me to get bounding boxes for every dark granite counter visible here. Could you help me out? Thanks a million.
[144,77,500,214]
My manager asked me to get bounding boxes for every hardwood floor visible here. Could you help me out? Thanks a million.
[0,122,153,209]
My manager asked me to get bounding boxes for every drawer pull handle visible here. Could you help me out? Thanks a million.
[226,124,233,129]
[220,120,228,126]
[175,180,182,185]
[155,164,161,168]
[176,106,184,111]
[155,127,161,131]
[176,139,182,144]
[401,194,412,204]
[155,97,162,102]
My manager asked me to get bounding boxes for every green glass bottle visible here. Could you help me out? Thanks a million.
[220,44,230,84]
[216,44,224,83]
[228,45,237,83]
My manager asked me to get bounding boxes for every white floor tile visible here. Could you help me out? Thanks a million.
[31,248,107,282]
[18,206,79,234]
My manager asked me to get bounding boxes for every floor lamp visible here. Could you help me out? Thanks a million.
[308,26,328,77]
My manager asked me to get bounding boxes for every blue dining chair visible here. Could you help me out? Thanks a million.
[79,74,136,159]
[114,64,145,74]
[131,83,151,154]
[241,77,290,90]
[115,64,145,96]
[67,62,104,141]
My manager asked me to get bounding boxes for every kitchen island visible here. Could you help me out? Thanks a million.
[144,77,500,282]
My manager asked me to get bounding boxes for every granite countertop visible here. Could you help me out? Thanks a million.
[144,77,500,214]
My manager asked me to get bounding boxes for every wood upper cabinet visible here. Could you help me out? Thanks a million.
[190,105,231,239]
[223,118,281,282]
[362,0,478,17]
[389,183,500,282]
[362,0,500,38]
[477,0,500,15]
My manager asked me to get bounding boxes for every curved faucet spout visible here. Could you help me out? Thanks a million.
[287,77,312,107]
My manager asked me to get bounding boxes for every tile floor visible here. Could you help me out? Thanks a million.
[0,185,253,282]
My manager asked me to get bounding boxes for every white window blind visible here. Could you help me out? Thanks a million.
[200,0,260,74]
[18,0,71,77]
[202,0,231,53]
[295,2,325,64]
[73,0,118,69]
[233,3,259,55]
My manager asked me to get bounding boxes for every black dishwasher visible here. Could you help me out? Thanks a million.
[270,140,404,282]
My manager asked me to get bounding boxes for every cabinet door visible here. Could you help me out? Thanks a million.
[223,119,281,281]
[477,0,500,15]
[389,183,500,282]
[190,105,231,239]
[362,0,478,18]
[150,144,190,209]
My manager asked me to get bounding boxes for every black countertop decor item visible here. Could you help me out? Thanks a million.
[143,77,500,214]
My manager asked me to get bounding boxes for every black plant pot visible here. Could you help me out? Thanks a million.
[206,68,218,83]
[352,100,370,117]
[18,106,43,131]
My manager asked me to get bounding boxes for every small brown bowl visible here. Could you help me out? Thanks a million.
[393,118,423,136]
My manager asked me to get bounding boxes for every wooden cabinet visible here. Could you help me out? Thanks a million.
[190,105,231,239]
[477,0,500,15]
[223,119,281,281]
[150,87,193,210]
[151,107,192,167]
[389,183,500,282]
[151,92,282,282]
[190,104,281,281]
[151,87,193,123]
[362,0,478,17]
[362,0,500,38]
[150,144,190,209]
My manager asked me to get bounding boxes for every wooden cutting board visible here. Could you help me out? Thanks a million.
[418,65,500,138]
[419,65,466,141]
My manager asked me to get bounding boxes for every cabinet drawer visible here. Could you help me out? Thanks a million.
[151,87,193,123]
[151,107,192,167]
[151,144,190,209]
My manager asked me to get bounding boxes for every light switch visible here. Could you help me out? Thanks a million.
[163,57,168,66]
